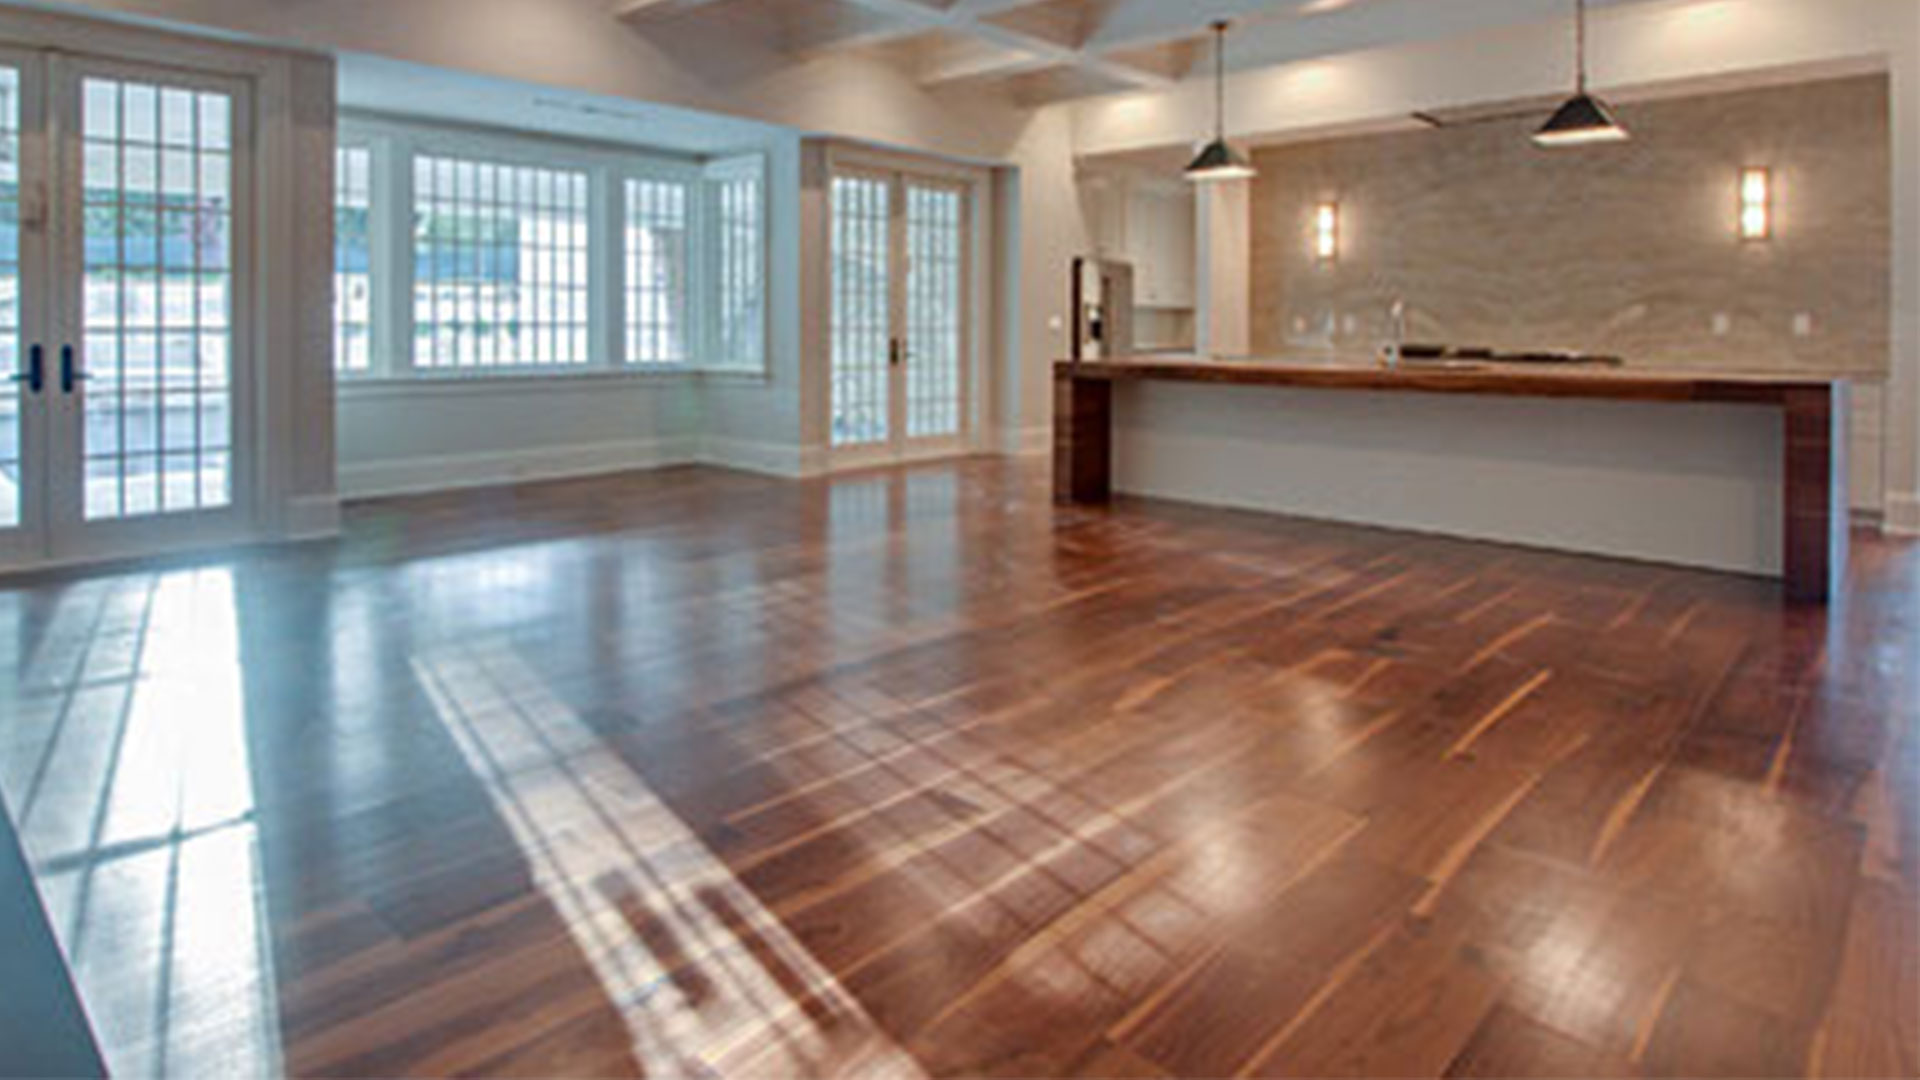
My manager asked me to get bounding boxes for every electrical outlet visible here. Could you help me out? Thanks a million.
[1711,313,1732,337]
[1793,313,1815,338]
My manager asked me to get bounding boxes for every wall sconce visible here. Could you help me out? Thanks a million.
[1315,202,1340,261]
[1740,167,1771,241]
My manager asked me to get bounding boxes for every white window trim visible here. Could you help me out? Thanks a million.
[334,112,768,386]
[701,152,769,377]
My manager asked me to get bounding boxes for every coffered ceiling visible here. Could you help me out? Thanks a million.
[610,0,1654,106]
[607,0,1437,104]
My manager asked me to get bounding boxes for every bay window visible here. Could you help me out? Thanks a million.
[332,116,766,380]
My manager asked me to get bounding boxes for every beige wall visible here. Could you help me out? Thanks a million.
[1250,75,1891,378]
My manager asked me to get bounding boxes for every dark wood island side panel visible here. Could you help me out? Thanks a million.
[1054,358,1850,604]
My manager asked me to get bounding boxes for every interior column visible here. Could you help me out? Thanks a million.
[1195,178,1252,357]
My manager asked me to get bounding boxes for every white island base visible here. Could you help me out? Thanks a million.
[1112,381,1786,576]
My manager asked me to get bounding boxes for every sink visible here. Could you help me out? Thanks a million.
[1395,357,1489,372]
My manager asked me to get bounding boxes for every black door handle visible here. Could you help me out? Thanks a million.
[60,345,90,395]
[9,344,44,394]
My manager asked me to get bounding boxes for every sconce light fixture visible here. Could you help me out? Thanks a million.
[1315,202,1339,261]
[1740,167,1771,241]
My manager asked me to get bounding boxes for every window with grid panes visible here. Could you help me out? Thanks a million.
[412,154,590,371]
[624,177,689,365]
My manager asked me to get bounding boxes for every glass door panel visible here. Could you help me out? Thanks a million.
[829,172,891,449]
[904,182,963,442]
[829,167,970,464]
[0,48,49,567]
[1,64,23,531]
[78,73,234,523]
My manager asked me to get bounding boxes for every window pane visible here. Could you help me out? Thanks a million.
[412,153,591,371]
[81,77,235,521]
[1,66,19,529]
[624,177,688,365]
[906,184,963,439]
[717,169,765,372]
[333,144,373,373]
[830,173,888,447]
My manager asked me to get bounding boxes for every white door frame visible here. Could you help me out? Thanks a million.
[0,5,294,575]
[825,146,987,472]
[44,53,257,565]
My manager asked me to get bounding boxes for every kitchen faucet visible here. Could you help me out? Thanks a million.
[1383,298,1407,368]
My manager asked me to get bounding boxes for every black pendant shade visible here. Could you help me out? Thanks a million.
[1533,92,1629,146]
[1185,136,1256,181]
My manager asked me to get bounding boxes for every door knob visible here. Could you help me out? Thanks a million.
[8,344,44,394]
[60,345,91,395]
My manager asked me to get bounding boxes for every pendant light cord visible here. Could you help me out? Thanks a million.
[1213,20,1229,140]
[1575,0,1588,94]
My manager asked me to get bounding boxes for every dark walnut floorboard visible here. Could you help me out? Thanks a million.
[0,458,1914,1078]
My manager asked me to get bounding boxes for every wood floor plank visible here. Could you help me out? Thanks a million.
[0,458,1911,1078]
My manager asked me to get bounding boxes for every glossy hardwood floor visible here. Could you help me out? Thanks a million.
[0,458,1913,1078]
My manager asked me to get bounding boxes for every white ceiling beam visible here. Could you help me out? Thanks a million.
[919,39,1055,87]
[827,0,1173,88]
[1085,0,1312,52]
[610,0,735,21]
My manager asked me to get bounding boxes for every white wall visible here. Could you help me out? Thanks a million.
[44,0,1034,160]
[337,378,701,498]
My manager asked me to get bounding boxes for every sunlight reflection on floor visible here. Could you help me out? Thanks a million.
[0,569,281,1077]
[412,636,926,1078]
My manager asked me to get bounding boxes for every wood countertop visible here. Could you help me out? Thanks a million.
[1056,355,1847,406]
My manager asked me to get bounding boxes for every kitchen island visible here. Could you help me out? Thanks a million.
[1055,355,1849,602]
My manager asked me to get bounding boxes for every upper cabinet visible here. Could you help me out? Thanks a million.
[1127,186,1195,310]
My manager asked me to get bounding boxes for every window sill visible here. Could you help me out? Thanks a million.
[337,367,701,400]
[697,368,774,386]
[335,366,774,400]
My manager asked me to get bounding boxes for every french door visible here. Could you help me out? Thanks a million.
[0,48,251,571]
[829,166,971,464]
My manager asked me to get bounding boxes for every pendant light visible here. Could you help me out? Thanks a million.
[1533,0,1628,147]
[1186,20,1256,182]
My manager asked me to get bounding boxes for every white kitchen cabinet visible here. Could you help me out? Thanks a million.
[1126,187,1195,309]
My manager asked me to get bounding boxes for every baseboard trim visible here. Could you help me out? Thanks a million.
[340,438,699,500]
[1002,425,1051,457]
[283,494,342,540]
[699,437,818,479]
[338,428,1047,504]
[1886,492,1920,536]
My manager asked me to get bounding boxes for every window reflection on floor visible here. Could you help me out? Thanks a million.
[412,636,923,1078]
[0,568,279,1076]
